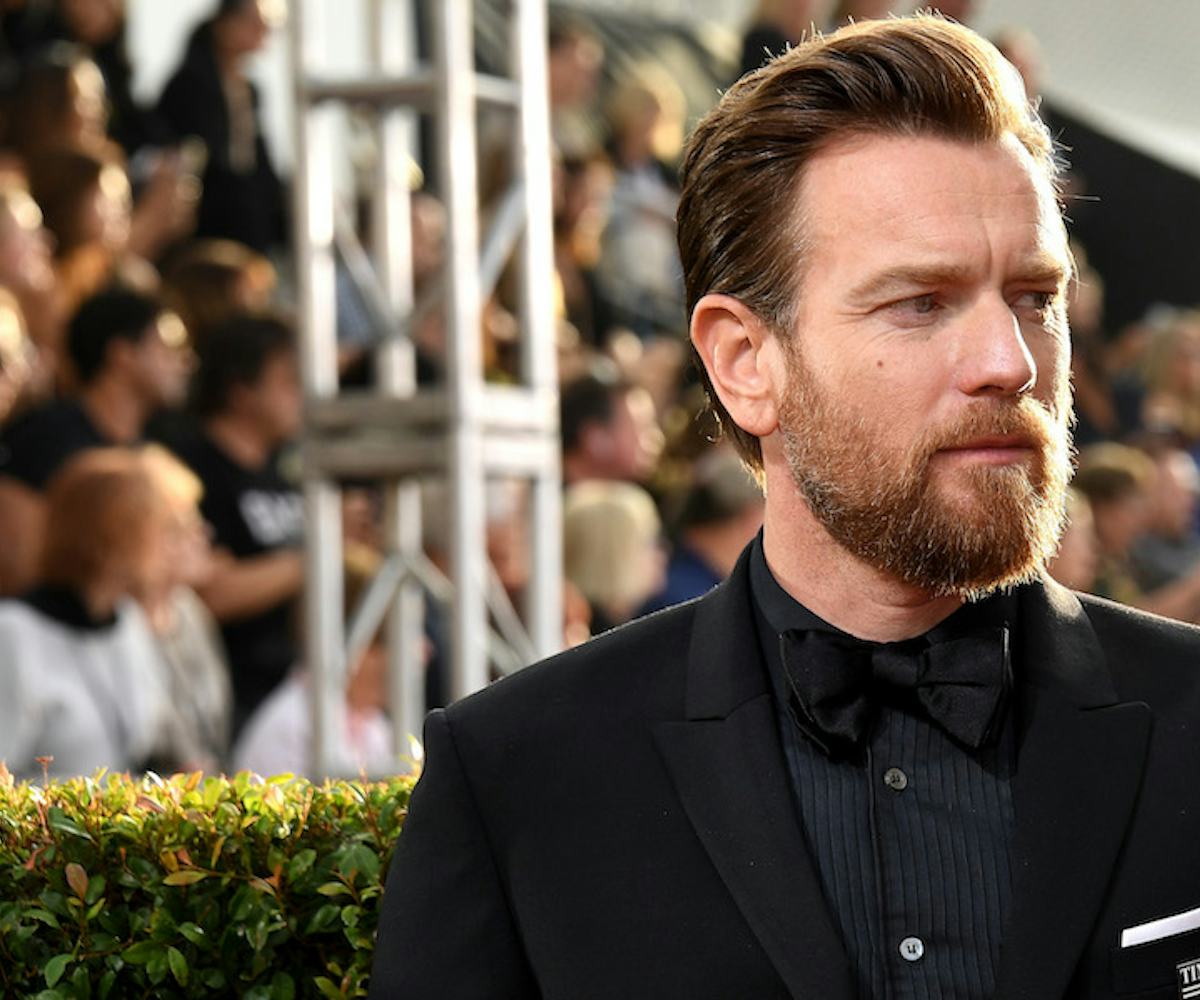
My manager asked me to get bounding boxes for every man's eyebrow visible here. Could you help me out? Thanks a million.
[847,255,1072,304]
[846,263,975,304]
[1008,255,1072,287]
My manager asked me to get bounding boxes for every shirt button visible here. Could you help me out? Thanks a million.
[899,936,925,962]
[883,766,908,791]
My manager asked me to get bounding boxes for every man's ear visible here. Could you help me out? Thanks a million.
[690,293,782,439]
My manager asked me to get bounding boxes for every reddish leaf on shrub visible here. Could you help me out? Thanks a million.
[65,862,88,900]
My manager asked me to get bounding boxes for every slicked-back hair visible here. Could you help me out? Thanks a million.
[676,14,1059,476]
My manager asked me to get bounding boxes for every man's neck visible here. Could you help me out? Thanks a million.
[204,413,271,470]
[78,379,147,445]
[761,492,962,643]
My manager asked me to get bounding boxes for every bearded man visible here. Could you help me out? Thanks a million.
[369,16,1200,1000]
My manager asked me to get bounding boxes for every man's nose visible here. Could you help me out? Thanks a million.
[957,297,1037,398]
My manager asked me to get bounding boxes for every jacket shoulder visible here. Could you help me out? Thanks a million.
[1076,592,1200,705]
[444,599,702,739]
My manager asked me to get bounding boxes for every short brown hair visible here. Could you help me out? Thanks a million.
[1072,444,1155,509]
[677,14,1058,475]
[40,449,171,591]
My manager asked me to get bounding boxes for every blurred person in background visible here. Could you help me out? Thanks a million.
[31,0,165,155]
[553,155,612,348]
[1067,243,1144,447]
[830,1,897,27]
[1069,442,1200,623]
[934,0,974,21]
[547,14,604,162]
[1129,443,1200,596]
[0,286,35,422]
[560,368,664,486]
[0,286,188,594]
[0,177,62,390]
[160,237,275,347]
[1045,488,1099,593]
[1075,444,1200,623]
[738,0,821,78]
[137,444,232,773]
[640,447,764,614]
[173,311,303,735]
[2,44,108,159]
[156,0,286,255]
[233,544,395,778]
[1141,310,1200,447]
[27,146,154,311]
[993,27,1044,103]
[5,45,195,263]
[595,66,686,340]
[0,448,171,780]
[563,479,665,634]
[1071,443,1155,606]
[419,477,537,704]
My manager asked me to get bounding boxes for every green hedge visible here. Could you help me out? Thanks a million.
[0,766,413,999]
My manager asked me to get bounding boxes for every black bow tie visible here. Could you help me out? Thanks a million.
[779,625,1012,760]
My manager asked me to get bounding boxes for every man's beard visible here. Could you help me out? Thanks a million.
[778,352,1073,599]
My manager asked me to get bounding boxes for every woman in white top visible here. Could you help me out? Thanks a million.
[0,449,172,780]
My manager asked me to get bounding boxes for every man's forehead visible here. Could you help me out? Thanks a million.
[795,131,1069,274]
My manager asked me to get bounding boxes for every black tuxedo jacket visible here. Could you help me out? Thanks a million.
[369,548,1200,999]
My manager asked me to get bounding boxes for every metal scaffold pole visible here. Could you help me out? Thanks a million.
[289,0,562,778]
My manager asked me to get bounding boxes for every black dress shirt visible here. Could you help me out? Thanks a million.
[749,538,1018,1000]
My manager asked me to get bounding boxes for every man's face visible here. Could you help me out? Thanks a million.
[0,190,55,294]
[604,387,664,483]
[246,350,302,445]
[1153,451,1200,539]
[131,312,192,409]
[773,133,1073,597]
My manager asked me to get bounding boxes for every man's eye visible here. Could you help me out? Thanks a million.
[888,293,939,317]
[1014,290,1056,313]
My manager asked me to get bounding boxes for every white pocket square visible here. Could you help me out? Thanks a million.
[1120,905,1200,948]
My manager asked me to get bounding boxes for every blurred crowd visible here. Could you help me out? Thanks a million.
[0,0,1196,782]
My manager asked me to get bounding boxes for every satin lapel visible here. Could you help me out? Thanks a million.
[992,579,1153,999]
[654,550,856,1000]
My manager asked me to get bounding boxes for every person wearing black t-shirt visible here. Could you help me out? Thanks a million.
[173,313,303,734]
[0,286,189,594]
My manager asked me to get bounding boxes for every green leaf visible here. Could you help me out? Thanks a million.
[146,950,168,985]
[178,921,206,945]
[313,977,343,1000]
[44,953,70,988]
[121,941,159,965]
[166,945,187,986]
[84,873,106,905]
[316,881,349,897]
[98,970,116,1000]
[305,904,340,935]
[47,807,92,841]
[163,870,208,886]
[69,965,91,998]
[270,971,296,1000]
[287,848,317,881]
[25,907,61,929]
[338,844,380,884]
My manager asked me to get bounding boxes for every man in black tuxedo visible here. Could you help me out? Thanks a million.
[369,15,1200,1000]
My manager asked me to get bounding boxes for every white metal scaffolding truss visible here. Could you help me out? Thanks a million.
[289,0,562,778]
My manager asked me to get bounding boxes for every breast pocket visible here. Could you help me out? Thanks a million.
[1112,925,1200,996]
